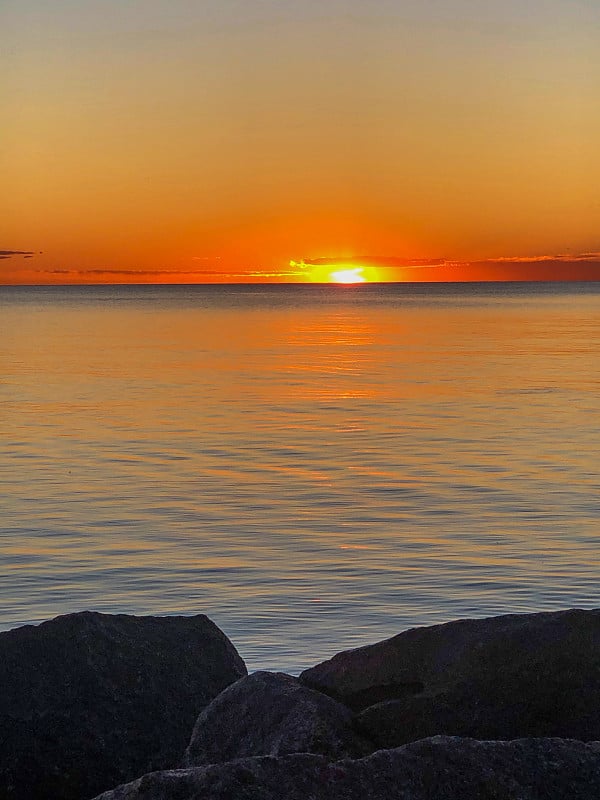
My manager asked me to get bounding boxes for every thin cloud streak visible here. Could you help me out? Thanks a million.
[489,253,600,264]
[37,267,306,280]
[296,253,600,269]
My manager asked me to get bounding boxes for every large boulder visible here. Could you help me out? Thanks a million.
[183,671,371,766]
[300,609,600,745]
[93,737,600,800]
[0,611,246,800]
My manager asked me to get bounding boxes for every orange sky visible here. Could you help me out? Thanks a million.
[2,1,600,284]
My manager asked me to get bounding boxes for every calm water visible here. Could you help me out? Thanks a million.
[1,282,599,672]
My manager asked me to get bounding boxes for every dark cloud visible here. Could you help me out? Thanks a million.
[295,256,448,269]
[0,249,37,260]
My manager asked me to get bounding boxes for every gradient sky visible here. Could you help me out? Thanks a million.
[2,0,600,283]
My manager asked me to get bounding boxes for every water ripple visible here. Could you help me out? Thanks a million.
[1,283,600,672]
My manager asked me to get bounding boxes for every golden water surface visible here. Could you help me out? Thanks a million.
[1,283,599,671]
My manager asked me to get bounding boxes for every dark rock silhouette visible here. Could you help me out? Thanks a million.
[183,670,371,766]
[0,612,246,800]
[5,608,600,800]
[93,737,600,800]
[300,609,600,745]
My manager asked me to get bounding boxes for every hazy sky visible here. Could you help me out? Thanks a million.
[2,0,600,282]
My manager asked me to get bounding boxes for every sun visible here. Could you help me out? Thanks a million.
[290,259,379,283]
[329,267,366,284]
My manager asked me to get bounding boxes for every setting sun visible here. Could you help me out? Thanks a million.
[290,260,382,283]
[330,267,366,284]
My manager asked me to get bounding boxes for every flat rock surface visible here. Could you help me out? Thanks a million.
[300,609,600,744]
[0,611,246,800]
[94,736,600,800]
[183,671,371,766]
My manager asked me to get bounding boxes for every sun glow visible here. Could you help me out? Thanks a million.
[330,267,366,284]
[290,259,381,283]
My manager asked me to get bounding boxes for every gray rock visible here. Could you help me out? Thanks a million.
[0,611,246,800]
[300,609,600,745]
[93,737,600,800]
[355,691,482,746]
[183,671,371,766]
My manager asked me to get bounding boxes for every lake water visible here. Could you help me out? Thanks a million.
[1,282,599,673]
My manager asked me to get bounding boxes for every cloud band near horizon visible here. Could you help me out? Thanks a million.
[3,251,600,284]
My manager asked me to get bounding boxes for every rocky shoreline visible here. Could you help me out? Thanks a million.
[2,609,600,799]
